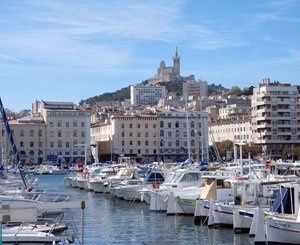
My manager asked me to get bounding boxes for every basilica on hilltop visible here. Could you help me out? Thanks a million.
[148,48,181,85]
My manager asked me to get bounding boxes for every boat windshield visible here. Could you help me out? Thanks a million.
[179,172,201,182]
[121,168,134,176]
[171,172,184,183]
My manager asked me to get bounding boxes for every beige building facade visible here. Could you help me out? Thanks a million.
[91,109,209,163]
[0,116,46,165]
[0,100,92,165]
[209,119,252,144]
[251,79,300,158]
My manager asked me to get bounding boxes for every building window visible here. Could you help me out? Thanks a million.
[20,130,24,137]
[137,124,140,128]
[73,130,77,137]
[73,140,78,146]
[191,121,194,128]
[160,130,164,137]
[153,132,156,137]
[160,121,164,128]
[176,140,179,147]
[138,132,141,137]
[58,122,61,127]
[145,132,148,137]
[175,121,179,128]
[58,140,62,148]
[168,132,172,137]
[38,130,42,137]
[168,122,171,128]
[130,149,133,154]
[66,132,69,137]
[81,131,85,137]
[58,131,62,137]
[30,130,34,137]
[73,121,77,127]
[66,122,69,127]
[130,141,133,145]
[138,149,141,154]
[138,141,141,146]
[145,123,148,129]
[168,141,172,147]
[39,142,42,147]
[49,122,54,127]
[29,142,33,147]
[122,141,125,146]
[160,140,164,147]
[191,130,195,137]
[176,130,179,137]
[122,132,124,137]
[66,142,70,147]
[50,142,54,148]
[153,124,156,129]
[129,124,132,128]
[121,124,124,129]
[81,122,85,127]
[145,141,148,146]
[20,142,24,147]
[191,140,195,147]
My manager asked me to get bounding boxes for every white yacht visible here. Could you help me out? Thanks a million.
[148,168,204,212]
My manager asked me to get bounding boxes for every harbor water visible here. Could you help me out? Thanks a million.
[37,174,253,245]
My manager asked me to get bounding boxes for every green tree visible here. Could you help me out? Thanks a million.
[230,86,242,97]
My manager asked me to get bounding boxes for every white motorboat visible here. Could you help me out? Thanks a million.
[2,227,61,245]
[194,174,233,224]
[149,169,204,212]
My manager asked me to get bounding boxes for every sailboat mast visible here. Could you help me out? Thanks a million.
[185,94,191,160]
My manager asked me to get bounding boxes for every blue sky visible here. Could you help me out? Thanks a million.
[0,0,300,111]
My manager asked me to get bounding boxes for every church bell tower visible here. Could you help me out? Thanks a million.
[173,47,180,79]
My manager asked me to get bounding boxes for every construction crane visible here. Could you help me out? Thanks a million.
[0,97,27,189]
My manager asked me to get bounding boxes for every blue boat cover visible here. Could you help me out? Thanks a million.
[271,186,294,214]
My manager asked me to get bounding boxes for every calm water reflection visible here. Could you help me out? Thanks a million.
[36,175,253,244]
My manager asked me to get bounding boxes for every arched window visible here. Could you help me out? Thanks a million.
[160,121,164,128]
[191,130,195,137]
[191,121,195,128]
[160,130,164,137]
[160,140,164,147]
[176,130,180,137]
[29,150,34,155]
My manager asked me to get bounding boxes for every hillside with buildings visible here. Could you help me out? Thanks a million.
[80,48,227,106]
[2,50,299,165]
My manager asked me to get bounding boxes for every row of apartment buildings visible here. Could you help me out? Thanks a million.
[1,79,300,164]
[91,108,209,163]
[0,100,91,165]
[209,78,300,158]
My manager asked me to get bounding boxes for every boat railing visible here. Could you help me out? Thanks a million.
[0,191,70,203]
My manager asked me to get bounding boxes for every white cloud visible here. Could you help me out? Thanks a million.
[0,54,24,63]
[0,0,247,71]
